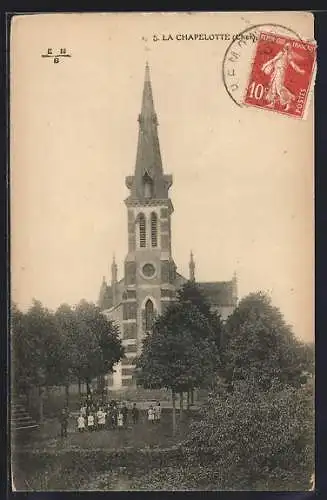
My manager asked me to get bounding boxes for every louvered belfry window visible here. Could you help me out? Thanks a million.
[151,212,158,247]
[139,213,146,247]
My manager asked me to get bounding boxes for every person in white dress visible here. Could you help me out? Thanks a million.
[77,414,86,432]
[87,412,95,431]
[148,405,155,424]
[97,408,106,430]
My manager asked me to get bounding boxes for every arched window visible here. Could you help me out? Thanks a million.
[145,299,154,332]
[151,212,158,247]
[139,213,146,248]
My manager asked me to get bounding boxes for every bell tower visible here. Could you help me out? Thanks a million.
[123,62,177,358]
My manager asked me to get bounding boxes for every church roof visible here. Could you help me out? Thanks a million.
[174,272,234,308]
[197,281,234,307]
[99,278,234,312]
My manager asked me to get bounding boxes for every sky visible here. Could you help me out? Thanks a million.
[11,12,314,341]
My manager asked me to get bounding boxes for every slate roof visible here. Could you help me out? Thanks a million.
[197,281,234,307]
[99,277,234,310]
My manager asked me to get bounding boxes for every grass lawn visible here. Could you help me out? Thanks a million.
[12,409,199,490]
[13,408,195,451]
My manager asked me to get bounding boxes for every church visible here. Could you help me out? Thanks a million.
[98,63,238,390]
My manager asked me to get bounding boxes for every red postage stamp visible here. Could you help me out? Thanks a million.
[243,31,316,119]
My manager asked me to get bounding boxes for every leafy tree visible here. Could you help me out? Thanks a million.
[177,281,224,348]
[297,341,314,377]
[26,300,65,388]
[69,300,124,393]
[137,300,219,434]
[222,292,306,390]
[11,299,124,419]
[12,300,63,389]
[11,300,65,421]
[130,379,314,491]
[182,378,314,490]
[175,281,224,405]
[54,303,80,403]
[11,303,32,394]
[176,281,212,319]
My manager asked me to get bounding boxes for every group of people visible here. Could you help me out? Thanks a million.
[146,403,161,424]
[59,396,163,437]
[74,398,162,434]
[76,400,138,432]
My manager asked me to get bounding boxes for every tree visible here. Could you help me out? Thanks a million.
[11,299,124,420]
[176,281,212,319]
[11,303,33,394]
[26,300,65,388]
[177,281,224,348]
[11,300,64,421]
[137,300,219,434]
[133,292,314,489]
[69,300,124,394]
[176,281,224,406]
[222,292,306,390]
[297,341,314,377]
[182,378,314,490]
[54,303,80,404]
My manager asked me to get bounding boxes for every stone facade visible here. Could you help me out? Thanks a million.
[98,63,237,390]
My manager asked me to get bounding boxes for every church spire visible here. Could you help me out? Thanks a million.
[140,61,157,123]
[125,63,172,203]
[111,254,118,306]
[135,61,162,187]
[111,254,117,285]
[189,251,195,281]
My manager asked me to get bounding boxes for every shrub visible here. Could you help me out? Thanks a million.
[183,378,314,490]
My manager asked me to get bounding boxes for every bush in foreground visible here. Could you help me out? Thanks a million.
[129,379,314,491]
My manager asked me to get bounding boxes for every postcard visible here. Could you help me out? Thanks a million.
[10,11,315,491]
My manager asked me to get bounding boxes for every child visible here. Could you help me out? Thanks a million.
[77,413,85,432]
[97,407,106,430]
[117,410,124,430]
[148,405,155,424]
[87,412,95,431]
[154,402,161,423]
